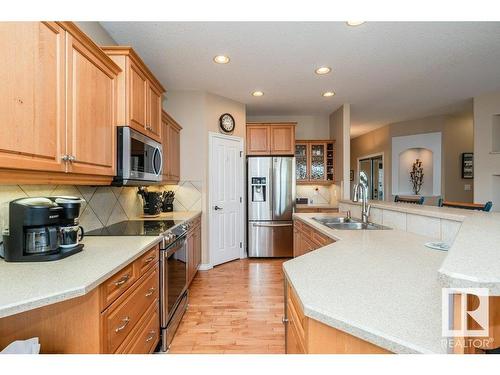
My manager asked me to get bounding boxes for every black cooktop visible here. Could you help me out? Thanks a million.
[86,220,183,236]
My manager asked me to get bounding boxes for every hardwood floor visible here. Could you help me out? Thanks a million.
[168,258,287,354]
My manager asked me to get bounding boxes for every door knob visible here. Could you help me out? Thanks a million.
[214,205,223,211]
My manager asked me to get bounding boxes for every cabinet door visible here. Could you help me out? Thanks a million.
[309,143,327,182]
[286,303,306,354]
[246,125,270,155]
[65,32,116,176]
[293,228,302,257]
[128,62,147,131]
[146,82,161,141]
[194,224,202,271]
[186,232,195,285]
[0,22,65,172]
[270,124,295,155]
[295,143,309,182]
[161,116,170,181]
[168,123,181,181]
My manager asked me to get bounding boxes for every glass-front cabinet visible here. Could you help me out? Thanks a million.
[295,140,335,184]
[295,143,309,182]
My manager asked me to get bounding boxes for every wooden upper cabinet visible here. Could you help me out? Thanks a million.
[65,27,119,176]
[161,111,182,183]
[0,22,121,184]
[270,124,295,155]
[296,140,335,185]
[147,83,162,139]
[246,123,295,156]
[129,62,147,129]
[0,22,66,173]
[101,47,166,143]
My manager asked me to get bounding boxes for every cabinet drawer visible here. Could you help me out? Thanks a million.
[102,264,159,353]
[117,301,160,354]
[100,263,138,309]
[134,245,159,279]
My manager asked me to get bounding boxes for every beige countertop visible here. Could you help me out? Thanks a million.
[284,213,448,353]
[339,200,500,294]
[0,211,201,319]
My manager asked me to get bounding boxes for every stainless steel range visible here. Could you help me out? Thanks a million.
[159,221,192,352]
[86,219,192,352]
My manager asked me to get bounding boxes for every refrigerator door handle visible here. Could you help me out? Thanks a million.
[252,223,293,227]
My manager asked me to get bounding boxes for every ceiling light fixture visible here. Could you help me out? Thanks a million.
[315,66,332,75]
[213,55,230,64]
[322,91,335,97]
[252,91,264,97]
[346,21,366,26]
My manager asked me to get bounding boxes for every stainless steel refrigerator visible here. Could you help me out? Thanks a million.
[247,156,295,257]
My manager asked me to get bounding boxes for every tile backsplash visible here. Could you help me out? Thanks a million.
[0,181,202,235]
[296,184,339,205]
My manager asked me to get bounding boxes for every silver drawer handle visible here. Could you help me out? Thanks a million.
[144,256,155,264]
[114,274,130,286]
[115,316,130,333]
[145,331,156,342]
[253,223,293,228]
[145,287,156,297]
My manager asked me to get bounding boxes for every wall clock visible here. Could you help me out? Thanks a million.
[219,113,235,134]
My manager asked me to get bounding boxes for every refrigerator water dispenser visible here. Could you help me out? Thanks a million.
[251,177,267,202]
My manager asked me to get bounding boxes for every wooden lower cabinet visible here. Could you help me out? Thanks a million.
[187,216,202,286]
[0,244,160,354]
[293,219,334,257]
[285,282,391,354]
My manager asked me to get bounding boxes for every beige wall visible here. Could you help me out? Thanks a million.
[163,90,246,265]
[75,22,117,45]
[329,104,351,199]
[473,91,500,211]
[350,110,474,203]
[246,115,330,140]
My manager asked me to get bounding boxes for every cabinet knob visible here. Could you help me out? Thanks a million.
[61,155,70,162]
[68,155,77,162]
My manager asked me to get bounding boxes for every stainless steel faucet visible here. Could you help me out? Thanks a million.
[352,183,371,224]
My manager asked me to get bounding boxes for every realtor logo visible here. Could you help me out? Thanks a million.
[442,288,489,337]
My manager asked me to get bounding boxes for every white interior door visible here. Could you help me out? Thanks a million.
[209,133,244,266]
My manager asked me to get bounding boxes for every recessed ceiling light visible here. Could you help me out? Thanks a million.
[315,66,332,75]
[252,91,264,97]
[346,21,366,26]
[213,55,230,64]
[322,91,335,97]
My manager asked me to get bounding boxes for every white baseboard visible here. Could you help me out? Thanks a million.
[198,263,213,271]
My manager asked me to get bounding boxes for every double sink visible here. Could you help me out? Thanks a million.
[313,216,391,230]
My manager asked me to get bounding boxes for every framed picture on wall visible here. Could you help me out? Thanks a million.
[462,152,473,179]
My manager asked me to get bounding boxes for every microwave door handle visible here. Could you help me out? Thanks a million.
[153,147,163,176]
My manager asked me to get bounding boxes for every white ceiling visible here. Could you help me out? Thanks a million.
[100,22,500,137]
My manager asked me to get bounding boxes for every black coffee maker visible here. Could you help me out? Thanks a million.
[1,197,84,262]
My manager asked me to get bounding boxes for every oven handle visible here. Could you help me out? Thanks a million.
[165,235,187,257]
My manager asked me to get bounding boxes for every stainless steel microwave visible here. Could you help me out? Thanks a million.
[113,127,163,186]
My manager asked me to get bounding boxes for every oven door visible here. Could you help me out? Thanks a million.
[160,236,188,327]
[116,126,163,185]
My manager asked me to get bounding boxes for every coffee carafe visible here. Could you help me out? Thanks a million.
[1,196,85,262]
